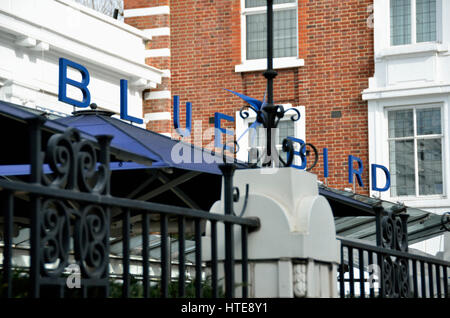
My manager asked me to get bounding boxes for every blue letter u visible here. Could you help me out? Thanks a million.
[173,96,192,137]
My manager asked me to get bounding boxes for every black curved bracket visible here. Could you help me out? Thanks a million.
[220,144,250,218]
[233,184,249,218]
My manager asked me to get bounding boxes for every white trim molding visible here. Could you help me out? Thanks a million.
[161,69,171,78]
[144,90,171,100]
[235,57,304,73]
[144,112,171,123]
[144,48,170,58]
[237,0,300,73]
[144,27,170,37]
[124,6,170,18]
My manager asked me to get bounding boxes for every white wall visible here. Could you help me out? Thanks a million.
[363,0,450,255]
[0,0,162,120]
[364,0,450,207]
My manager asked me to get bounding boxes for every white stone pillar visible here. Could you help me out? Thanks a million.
[202,168,340,298]
[444,232,450,262]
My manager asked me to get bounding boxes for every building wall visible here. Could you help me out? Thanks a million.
[364,0,450,213]
[125,0,374,193]
[0,0,162,122]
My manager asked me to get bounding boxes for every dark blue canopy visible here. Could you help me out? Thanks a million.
[54,110,244,175]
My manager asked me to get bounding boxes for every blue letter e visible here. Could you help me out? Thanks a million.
[58,58,90,108]
[214,112,234,151]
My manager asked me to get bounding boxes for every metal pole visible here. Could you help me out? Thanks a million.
[262,0,278,161]
[28,116,45,298]
[219,164,236,298]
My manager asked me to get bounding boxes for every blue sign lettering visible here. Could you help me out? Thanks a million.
[323,148,329,178]
[348,155,364,187]
[214,112,234,151]
[371,164,391,192]
[120,79,143,124]
[58,58,90,108]
[286,136,306,170]
[173,95,192,137]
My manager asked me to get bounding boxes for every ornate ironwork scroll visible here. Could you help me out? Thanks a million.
[73,205,109,279]
[377,210,410,298]
[40,199,71,278]
[33,126,111,294]
[43,128,108,193]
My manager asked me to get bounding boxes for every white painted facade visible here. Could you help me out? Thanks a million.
[204,168,340,297]
[363,0,450,255]
[0,0,162,121]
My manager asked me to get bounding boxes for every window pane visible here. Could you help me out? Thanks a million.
[246,10,297,59]
[248,120,294,146]
[274,10,297,58]
[390,0,411,45]
[277,120,295,144]
[246,0,295,8]
[278,120,295,162]
[416,0,436,42]
[247,13,266,59]
[417,138,442,195]
[416,107,440,135]
[390,140,416,196]
[248,122,263,147]
[388,109,414,138]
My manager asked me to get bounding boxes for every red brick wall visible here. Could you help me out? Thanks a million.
[298,0,374,193]
[124,0,374,194]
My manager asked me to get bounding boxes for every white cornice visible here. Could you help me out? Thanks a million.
[0,10,163,85]
[362,83,450,100]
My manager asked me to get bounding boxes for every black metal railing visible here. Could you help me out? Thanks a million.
[338,208,450,298]
[0,119,259,298]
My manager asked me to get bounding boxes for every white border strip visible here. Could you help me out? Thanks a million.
[124,6,170,18]
[144,112,171,122]
[161,69,171,78]
[145,90,171,100]
[144,27,170,37]
[235,58,304,73]
[145,48,171,58]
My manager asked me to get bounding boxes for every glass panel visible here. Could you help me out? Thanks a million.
[248,122,263,147]
[247,13,267,60]
[416,0,436,42]
[277,120,295,144]
[246,9,297,59]
[416,107,440,135]
[417,138,442,195]
[249,120,295,145]
[389,140,416,196]
[274,10,297,58]
[390,0,411,45]
[246,0,295,8]
[388,109,414,138]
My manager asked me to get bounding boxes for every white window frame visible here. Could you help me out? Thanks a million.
[235,0,304,73]
[235,105,305,163]
[385,103,445,199]
[389,0,442,47]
